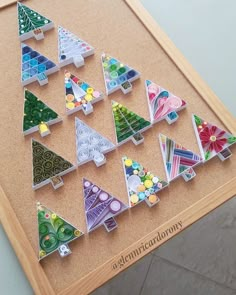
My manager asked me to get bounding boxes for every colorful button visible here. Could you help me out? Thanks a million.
[66,94,74,102]
[74,230,81,237]
[93,91,100,98]
[51,213,57,220]
[137,184,146,192]
[138,192,146,200]
[86,87,94,94]
[130,194,139,204]
[85,94,93,102]
[148,195,157,204]
[66,102,75,110]
[110,71,118,79]
[152,177,159,184]
[110,200,121,213]
[144,180,153,188]
[125,158,132,167]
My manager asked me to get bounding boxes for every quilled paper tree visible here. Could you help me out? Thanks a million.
[159,134,202,182]
[58,26,94,68]
[145,80,187,124]
[75,117,116,167]
[83,179,128,232]
[64,71,103,115]
[32,139,76,190]
[192,114,236,161]
[23,89,62,137]
[101,53,140,95]
[122,156,168,207]
[21,43,58,86]
[37,202,83,260]
[17,2,54,41]
[112,101,151,146]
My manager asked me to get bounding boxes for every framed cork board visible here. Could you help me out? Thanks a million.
[0,0,235,294]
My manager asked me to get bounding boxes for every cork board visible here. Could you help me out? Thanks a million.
[0,0,235,294]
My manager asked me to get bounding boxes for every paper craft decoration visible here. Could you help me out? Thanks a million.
[21,43,58,86]
[83,179,128,232]
[58,26,94,68]
[64,71,103,115]
[75,117,116,167]
[192,114,236,161]
[101,53,140,95]
[17,2,54,41]
[122,156,168,207]
[112,101,151,146]
[23,89,62,137]
[32,139,76,190]
[145,80,187,124]
[159,134,202,182]
[37,202,83,260]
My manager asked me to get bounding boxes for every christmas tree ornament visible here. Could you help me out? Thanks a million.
[101,53,140,95]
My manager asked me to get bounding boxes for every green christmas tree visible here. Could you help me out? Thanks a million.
[112,101,151,145]
[23,89,61,137]
[17,2,54,41]
[32,140,76,190]
[37,202,83,260]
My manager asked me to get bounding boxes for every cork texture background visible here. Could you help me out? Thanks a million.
[0,0,235,292]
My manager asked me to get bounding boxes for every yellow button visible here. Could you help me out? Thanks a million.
[51,213,57,220]
[124,158,132,167]
[148,194,157,204]
[39,250,46,257]
[144,180,153,188]
[66,102,75,109]
[86,87,94,94]
[85,94,93,102]
[38,123,49,134]
[130,194,139,204]
[74,230,81,237]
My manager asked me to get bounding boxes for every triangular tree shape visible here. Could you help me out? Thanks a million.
[101,53,140,95]
[122,156,168,207]
[21,43,58,86]
[58,26,94,68]
[83,179,128,232]
[37,202,83,260]
[75,117,116,167]
[32,139,76,190]
[159,134,202,182]
[112,101,151,146]
[192,114,236,162]
[17,2,54,41]
[145,80,187,124]
[23,89,62,137]
[64,71,103,115]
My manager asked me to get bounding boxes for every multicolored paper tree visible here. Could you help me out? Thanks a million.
[145,80,187,124]
[75,117,116,167]
[21,43,58,86]
[37,202,83,260]
[112,101,151,146]
[192,114,236,161]
[159,134,202,182]
[101,53,140,95]
[23,89,62,137]
[17,2,54,41]
[58,26,94,68]
[122,156,168,207]
[64,71,103,115]
[32,139,76,190]
[83,179,128,232]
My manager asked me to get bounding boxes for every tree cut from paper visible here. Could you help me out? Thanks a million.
[64,71,103,115]
[75,117,116,167]
[58,26,94,68]
[21,43,58,86]
[112,101,151,146]
[145,80,187,124]
[23,89,62,137]
[37,202,83,260]
[83,179,128,233]
[192,114,236,162]
[159,134,202,182]
[17,2,54,41]
[101,53,140,95]
[122,156,168,207]
[32,139,76,190]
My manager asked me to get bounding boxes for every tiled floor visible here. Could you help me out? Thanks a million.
[92,197,236,295]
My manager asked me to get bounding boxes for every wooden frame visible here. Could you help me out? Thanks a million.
[0,1,235,294]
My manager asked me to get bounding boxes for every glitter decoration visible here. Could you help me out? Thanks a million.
[17,2,54,41]
[37,202,83,260]
[159,134,202,182]
[112,101,151,146]
[32,139,76,190]
[75,117,116,167]
[122,156,168,207]
[83,179,128,233]
[101,53,140,95]
[58,26,94,68]
[23,89,62,137]
[192,114,236,161]
[64,71,103,115]
[145,80,187,124]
